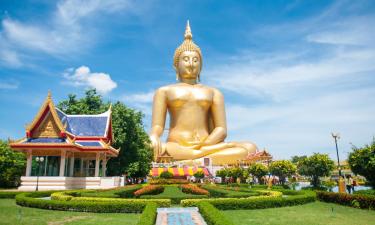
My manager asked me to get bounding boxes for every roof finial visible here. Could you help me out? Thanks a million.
[47,90,52,100]
[184,20,192,40]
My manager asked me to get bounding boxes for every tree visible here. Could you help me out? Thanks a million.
[297,153,334,188]
[291,155,307,164]
[269,160,296,185]
[0,140,25,187]
[57,89,153,178]
[247,163,268,184]
[348,139,375,188]
[227,167,244,181]
[215,168,228,180]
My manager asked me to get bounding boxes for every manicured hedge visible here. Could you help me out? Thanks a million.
[201,185,258,198]
[354,189,375,196]
[134,185,164,197]
[149,178,189,185]
[181,184,209,195]
[136,202,157,225]
[182,190,315,210]
[17,191,170,213]
[140,186,207,204]
[116,185,143,198]
[197,201,234,225]
[317,191,375,210]
[0,191,27,199]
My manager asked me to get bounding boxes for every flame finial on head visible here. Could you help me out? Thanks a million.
[173,20,202,72]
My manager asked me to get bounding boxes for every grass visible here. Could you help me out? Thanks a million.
[140,186,207,204]
[222,201,375,225]
[0,199,140,225]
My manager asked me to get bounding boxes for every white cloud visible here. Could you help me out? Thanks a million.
[0,0,133,67]
[0,80,19,89]
[63,66,117,94]
[122,91,154,104]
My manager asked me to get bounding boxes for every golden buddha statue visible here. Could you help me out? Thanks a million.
[150,21,257,166]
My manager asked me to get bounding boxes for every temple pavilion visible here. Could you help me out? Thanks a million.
[10,92,121,190]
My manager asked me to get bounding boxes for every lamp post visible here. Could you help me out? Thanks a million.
[331,133,341,177]
[35,156,44,191]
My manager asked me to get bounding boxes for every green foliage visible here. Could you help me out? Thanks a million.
[201,185,259,198]
[291,155,307,164]
[354,189,375,196]
[0,140,25,188]
[269,160,296,185]
[57,89,152,177]
[140,186,207,204]
[247,163,268,183]
[159,171,173,179]
[134,185,164,197]
[136,202,157,225]
[215,168,228,180]
[197,202,235,225]
[16,191,170,213]
[317,191,375,210]
[181,190,315,210]
[194,170,205,179]
[348,139,375,188]
[297,153,334,188]
[149,178,188,184]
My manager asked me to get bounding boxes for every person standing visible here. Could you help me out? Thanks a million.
[346,175,353,194]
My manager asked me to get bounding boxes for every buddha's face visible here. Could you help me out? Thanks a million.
[177,50,201,81]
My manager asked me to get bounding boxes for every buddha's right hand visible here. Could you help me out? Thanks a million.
[150,135,162,158]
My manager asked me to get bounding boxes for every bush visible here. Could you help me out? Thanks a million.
[159,171,174,179]
[136,202,157,225]
[16,191,170,213]
[181,184,209,195]
[197,201,234,225]
[116,185,143,198]
[354,189,375,196]
[141,186,207,204]
[149,178,188,185]
[181,190,315,210]
[0,191,28,199]
[317,191,375,210]
[134,185,164,197]
[194,171,205,179]
[202,185,258,198]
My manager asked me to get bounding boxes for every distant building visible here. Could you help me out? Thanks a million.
[10,92,122,190]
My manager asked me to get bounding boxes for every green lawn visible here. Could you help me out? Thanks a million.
[222,201,375,225]
[0,199,140,225]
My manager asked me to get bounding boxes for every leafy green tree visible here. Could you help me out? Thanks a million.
[247,163,268,184]
[159,171,173,179]
[57,89,152,178]
[297,153,334,188]
[348,139,375,188]
[0,140,25,187]
[291,155,307,164]
[269,160,296,185]
[215,168,228,180]
[227,167,244,181]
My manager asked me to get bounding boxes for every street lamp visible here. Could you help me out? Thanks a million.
[35,156,44,191]
[331,133,341,177]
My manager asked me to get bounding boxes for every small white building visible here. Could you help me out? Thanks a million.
[10,92,123,190]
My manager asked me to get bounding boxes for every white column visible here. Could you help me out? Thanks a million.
[26,150,32,176]
[102,154,107,177]
[95,153,100,177]
[59,150,66,177]
[69,155,75,177]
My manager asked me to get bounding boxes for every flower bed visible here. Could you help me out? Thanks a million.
[181,184,209,195]
[317,191,375,210]
[197,201,234,225]
[134,185,164,197]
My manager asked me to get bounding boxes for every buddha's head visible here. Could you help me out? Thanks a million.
[173,21,202,82]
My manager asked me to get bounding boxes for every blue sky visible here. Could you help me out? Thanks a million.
[1,0,374,161]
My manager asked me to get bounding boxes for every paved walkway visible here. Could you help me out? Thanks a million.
[156,207,207,225]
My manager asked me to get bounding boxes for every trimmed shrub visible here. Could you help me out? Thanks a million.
[181,190,315,210]
[134,185,164,197]
[197,201,234,225]
[317,191,375,210]
[116,185,143,198]
[16,192,170,213]
[159,171,174,179]
[149,178,189,185]
[202,185,259,198]
[136,202,157,225]
[354,189,375,196]
[141,186,207,204]
[0,191,27,199]
[181,184,209,196]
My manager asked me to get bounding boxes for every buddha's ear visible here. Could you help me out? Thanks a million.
[173,65,179,81]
